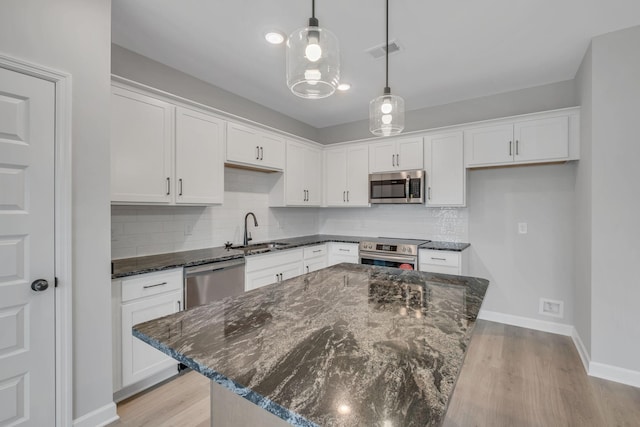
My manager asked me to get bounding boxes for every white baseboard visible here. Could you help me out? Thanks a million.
[478,309,574,336]
[589,362,640,389]
[73,402,119,427]
[571,327,590,374]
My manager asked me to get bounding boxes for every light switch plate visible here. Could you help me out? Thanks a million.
[518,222,528,234]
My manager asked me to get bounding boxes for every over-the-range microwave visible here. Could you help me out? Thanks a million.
[368,170,425,204]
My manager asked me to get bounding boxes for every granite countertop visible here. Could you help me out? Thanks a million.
[112,234,470,279]
[133,263,489,427]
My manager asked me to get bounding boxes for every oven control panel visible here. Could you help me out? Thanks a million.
[359,241,418,255]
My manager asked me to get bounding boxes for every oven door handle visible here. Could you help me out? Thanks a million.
[360,252,416,263]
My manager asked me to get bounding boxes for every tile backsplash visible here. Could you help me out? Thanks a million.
[111,168,468,259]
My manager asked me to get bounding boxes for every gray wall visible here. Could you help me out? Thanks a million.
[318,80,579,143]
[574,45,593,355]
[468,164,576,325]
[112,44,320,142]
[0,0,113,421]
[590,25,640,372]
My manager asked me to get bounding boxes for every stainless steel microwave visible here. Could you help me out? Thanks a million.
[369,170,425,204]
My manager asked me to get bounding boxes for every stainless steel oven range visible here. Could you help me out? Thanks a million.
[359,238,431,271]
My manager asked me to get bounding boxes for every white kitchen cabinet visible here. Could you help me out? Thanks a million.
[369,137,423,173]
[226,122,285,171]
[327,242,359,266]
[175,107,224,205]
[111,86,174,204]
[284,141,322,206]
[464,116,569,167]
[419,249,468,275]
[245,248,304,291]
[424,132,466,207]
[325,145,369,207]
[113,269,183,398]
[303,244,328,273]
[111,85,225,205]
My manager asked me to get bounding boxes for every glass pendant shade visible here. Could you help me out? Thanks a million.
[286,25,340,99]
[369,92,405,136]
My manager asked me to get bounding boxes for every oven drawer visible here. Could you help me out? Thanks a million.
[419,250,460,268]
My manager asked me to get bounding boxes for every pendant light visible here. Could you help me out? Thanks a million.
[286,0,340,99]
[370,0,405,136]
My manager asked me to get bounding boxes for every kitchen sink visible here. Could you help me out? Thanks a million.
[231,242,291,252]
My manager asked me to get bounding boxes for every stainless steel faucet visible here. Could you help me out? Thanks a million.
[243,212,258,246]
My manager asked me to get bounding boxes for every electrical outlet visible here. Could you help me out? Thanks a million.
[539,298,564,318]
[518,222,528,234]
[184,223,193,236]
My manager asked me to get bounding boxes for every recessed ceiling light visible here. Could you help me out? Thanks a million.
[265,31,285,45]
[337,83,351,91]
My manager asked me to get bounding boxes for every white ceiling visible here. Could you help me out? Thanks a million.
[112,0,640,129]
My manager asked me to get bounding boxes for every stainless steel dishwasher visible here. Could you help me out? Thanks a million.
[184,258,245,309]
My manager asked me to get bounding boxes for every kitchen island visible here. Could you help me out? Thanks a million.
[133,264,489,426]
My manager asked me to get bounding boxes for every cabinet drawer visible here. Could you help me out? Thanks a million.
[419,250,460,267]
[304,244,327,259]
[122,269,183,303]
[419,264,461,276]
[329,243,358,256]
[245,248,303,273]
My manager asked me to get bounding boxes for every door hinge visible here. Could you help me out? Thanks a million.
[55,277,59,288]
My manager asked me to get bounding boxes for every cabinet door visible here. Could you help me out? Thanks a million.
[259,133,286,170]
[285,142,306,205]
[304,258,328,274]
[424,132,465,207]
[346,145,370,206]
[111,87,174,203]
[325,148,348,206]
[369,141,396,173]
[226,122,261,166]
[245,266,280,291]
[281,262,305,281]
[464,124,514,167]
[121,290,182,387]
[305,146,322,205]
[514,116,569,163]
[175,107,224,205]
[396,138,424,170]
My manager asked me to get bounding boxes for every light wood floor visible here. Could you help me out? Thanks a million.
[110,321,640,427]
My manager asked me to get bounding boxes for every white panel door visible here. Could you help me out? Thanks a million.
[514,116,569,163]
[226,122,261,166]
[464,124,514,166]
[111,86,174,203]
[285,142,306,204]
[259,133,285,170]
[346,145,370,206]
[0,67,55,426]
[324,148,347,206]
[424,132,465,206]
[369,141,396,173]
[175,107,224,205]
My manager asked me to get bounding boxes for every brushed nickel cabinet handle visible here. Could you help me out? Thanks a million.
[177,301,181,311]
[143,282,167,289]
[509,141,513,156]
[179,178,183,196]
[347,191,350,202]
[431,257,446,261]
[396,153,399,166]
[392,154,395,167]
[166,177,171,196]
[343,191,346,202]
[428,186,431,200]
[260,146,264,160]
[516,140,519,155]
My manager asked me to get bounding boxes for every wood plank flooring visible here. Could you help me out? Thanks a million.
[110,321,640,426]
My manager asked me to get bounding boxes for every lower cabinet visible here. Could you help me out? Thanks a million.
[418,249,468,275]
[327,242,359,266]
[112,268,183,400]
[245,248,304,291]
[303,244,328,273]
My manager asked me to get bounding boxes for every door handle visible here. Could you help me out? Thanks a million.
[178,178,183,196]
[166,177,171,195]
[31,279,49,292]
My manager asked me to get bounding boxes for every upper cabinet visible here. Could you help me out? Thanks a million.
[282,141,322,206]
[226,122,285,171]
[464,114,574,168]
[111,86,174,204]
[324,145,369,207]
[111,85,225,205]
[424,132,466,207]
[175,107,224,205]
[369,137,424,173]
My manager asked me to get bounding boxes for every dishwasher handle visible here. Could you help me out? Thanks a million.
[184,258,245,276]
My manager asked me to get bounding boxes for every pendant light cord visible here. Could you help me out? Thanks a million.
[385,0,389,91]
[312,0,316,19]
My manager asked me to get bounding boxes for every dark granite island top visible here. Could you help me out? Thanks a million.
[133,264,489,427]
